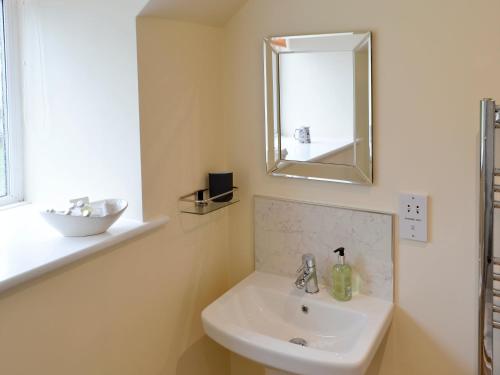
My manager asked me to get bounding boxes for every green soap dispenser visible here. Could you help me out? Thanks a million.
[332,247,352,301]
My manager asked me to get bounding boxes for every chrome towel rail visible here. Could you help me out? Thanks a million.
[479,99,500,375]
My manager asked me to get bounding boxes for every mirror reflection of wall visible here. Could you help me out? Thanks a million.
[279,51,354,164]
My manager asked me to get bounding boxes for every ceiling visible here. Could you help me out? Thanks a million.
[140,0,248,26]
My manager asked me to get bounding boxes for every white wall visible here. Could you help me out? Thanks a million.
[224,0,500,374]
[6,1,500,374]
[140,0,247,26]
[0,13,232,375]
[21,0,147,219]
[279,51,354,140]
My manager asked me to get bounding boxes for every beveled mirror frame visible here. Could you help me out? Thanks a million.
[263,32,373,184]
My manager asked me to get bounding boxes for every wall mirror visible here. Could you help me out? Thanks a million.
[264,32,372,184]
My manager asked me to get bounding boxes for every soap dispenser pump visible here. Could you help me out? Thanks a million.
[332,247,352,301]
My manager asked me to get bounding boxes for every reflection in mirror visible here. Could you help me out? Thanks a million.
[264,32,372,184]
[279,51,354,164]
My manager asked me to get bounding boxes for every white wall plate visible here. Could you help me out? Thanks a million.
[399,193,428,242]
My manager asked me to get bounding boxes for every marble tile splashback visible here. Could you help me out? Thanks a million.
[254,196,394,301]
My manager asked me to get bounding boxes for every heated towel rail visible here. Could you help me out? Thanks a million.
[480,98,500,374]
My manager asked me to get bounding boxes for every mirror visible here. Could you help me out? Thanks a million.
[264,32,372,184]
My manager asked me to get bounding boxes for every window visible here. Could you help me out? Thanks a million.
[0,0,22,206]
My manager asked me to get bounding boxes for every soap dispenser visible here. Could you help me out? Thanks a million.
[332,247,352,301]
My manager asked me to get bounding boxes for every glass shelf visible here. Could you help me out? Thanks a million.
[179,187,239,215]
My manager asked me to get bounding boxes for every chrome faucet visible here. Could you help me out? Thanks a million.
[295,254,319,294]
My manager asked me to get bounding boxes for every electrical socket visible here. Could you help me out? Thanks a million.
[399,193,428,242]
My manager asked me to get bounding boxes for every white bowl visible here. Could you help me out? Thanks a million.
[40,199,128,237]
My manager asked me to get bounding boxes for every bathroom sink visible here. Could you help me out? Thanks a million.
[202,271,393,375]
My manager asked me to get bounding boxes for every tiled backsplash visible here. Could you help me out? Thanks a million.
[254,196,394,301]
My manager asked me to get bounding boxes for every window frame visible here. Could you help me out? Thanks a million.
[0,0,23,206]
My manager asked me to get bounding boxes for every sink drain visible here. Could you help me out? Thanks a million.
[289,337,307,347]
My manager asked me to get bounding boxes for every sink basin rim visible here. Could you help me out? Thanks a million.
[202,271,393,375]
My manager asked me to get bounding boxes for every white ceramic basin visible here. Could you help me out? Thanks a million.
[202,271,393,375]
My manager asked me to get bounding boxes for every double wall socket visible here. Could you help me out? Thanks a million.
[399,194,428,242]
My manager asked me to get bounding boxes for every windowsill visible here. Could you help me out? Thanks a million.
[0,200,31,211]
[0,204,169,294]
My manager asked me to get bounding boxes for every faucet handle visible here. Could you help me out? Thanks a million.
[302,253,316,268]
[297,254,315,274]
[296,264,305,274]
